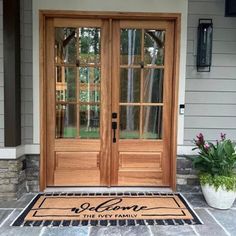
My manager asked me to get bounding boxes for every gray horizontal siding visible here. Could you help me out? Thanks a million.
[0,101,3,114]
[213,28,236,41]
[186,104,236,116]
[187,40,194,53]
[0,129,3,145]
[22,89,33,101]
[0,0,3,147]
[22,76,32,89]
[186,91,236,104]
[185,129,236,141]
[186,79,236,92]
[188,28,236,41]
[188,1,225,15]
[186,66,236,79]
[189,0,224,1]
[0,87,3,100]
[0,58,2,72]
[188,14,236,29]
[0,114,3,128]
[213,41,236,54]
[24,114,33,126]
[184,129,236,145]
[187,54,236,67]
[21,0,33,145]
[184,0,236,144]
[185,117,236,129]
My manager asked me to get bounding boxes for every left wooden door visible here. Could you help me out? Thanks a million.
[45,18,111,186]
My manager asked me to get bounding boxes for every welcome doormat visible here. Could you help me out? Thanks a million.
[12,192,202,227]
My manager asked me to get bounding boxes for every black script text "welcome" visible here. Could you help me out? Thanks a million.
[71,197,149,214]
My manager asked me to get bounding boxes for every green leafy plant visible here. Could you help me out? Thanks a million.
[200,173,236,191]
[188,133,236,191]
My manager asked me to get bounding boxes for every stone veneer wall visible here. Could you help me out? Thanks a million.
[0,154,200,199]
[0,156,27,200]
[176,156,201,193]
[25,155,39,193]
[0,155,39,200]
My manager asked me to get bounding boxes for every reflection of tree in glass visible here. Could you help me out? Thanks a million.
[79,67,100,102]
[79,28,100,64]
[55,27,101,139]
[119,29,164,138]
[144,30,165,65]
[144,31,164,138]
[120,29,141,131]
[65,68,76,102]
[120,29,141,65]
[58,27,101,64]
[62,28,77,64]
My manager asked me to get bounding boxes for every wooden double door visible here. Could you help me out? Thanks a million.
[45,16,175,187]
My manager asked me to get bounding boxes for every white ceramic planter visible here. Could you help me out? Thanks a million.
[201,184,236,209]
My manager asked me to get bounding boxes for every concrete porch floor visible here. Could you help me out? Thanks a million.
[0,193,235,236]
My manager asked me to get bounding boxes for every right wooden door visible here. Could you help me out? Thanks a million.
[110,20,174,186]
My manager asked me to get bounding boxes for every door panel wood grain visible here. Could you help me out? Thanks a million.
[111,20,174,186]
[118,171,163,186]
[55,152,100,169]
[119,152,162,169]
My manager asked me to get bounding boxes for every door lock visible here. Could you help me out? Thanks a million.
[112,121,117,143]
[112,112,117,119]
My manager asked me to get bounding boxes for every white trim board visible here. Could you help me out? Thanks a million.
[0,144,196,159]
[0,144,40,159]
[32,0,188,145]
[177,145,198,156]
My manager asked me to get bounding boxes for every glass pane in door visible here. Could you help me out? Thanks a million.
[56,67,77,102]
[56,104,77,138]
[79,105,100,139]
[55,28,77,64]
[119,27,165,140]
[120,68,141,103]
[144,30,165,65]
[79,67,100,102]
[55,26,101,139]
[142,106,163,139]
[143,69,164,103]
[120,106,140,139]
[120,29,142,65]
[79,28,101,64]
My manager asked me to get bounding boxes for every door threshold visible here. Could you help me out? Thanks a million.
[44,187,173,193]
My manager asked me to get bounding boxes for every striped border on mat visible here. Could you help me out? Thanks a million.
[11,192,203,227]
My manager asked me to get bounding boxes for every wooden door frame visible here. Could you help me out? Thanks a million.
[39,11,181,191]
